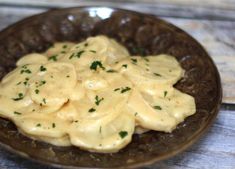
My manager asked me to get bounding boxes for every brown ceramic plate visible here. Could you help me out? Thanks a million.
[0,7,222,169]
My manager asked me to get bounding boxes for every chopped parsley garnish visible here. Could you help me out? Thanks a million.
[144,58,149,62]
[134,112,138,116]
[120,87,131,93]
[95,95,104,106]
[154,73,162,77]
[99,126,102,133]
[164,91,168,97]
[42,98,46,104]
[61,51,66,54]
[20,66,31,74]
[76,50,85,58]
[106,69,117,73]
[36,123,41,127]
[63,45,67,49]
[114,87,131,93]
[35,89,40,94]
[84,42,88,47]
[114,88,120,91]
[69,50,85,59]
[14,111,21,115]
[153,105,162,110]
[119,131,128,139]
[90,61,105,71]
[88,108,96,113]
[16,81,21,85]
[37,80,46,87]
[48,55,58,61]
[122,64,128,68]
[12,93,24,101]
[23,78,29,86]
[40,65,47,72]
[131,58,137,63]
[89,50,96,53]
[52,123,56,128]
[69,53,75,59]
[66,75,70,78]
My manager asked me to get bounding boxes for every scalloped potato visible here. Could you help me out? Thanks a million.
[0,35,196,153]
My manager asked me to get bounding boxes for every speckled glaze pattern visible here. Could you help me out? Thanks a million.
[0,7,222,169]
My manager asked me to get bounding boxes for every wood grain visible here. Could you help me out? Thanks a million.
[0,4,234,169]
[0,0,235,20]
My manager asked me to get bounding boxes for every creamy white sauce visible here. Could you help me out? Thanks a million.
[0,35,196,153]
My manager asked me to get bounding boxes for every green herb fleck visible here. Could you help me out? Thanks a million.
[88,108,96,113]
[23,78,29,86]
[66,75,70,78]
[153,105,162,110]
[131,58,137,63]
[90,61,105,71]
[48,55,58,61]
[76,50,85,58]
[84,42,88,47]
[69,53,75,59]
[134,112,138,116]
[154,73,161,77]
[20,67,31,74]
[42,98,46,104]
[164,91,168,97]
[144,58,149,62]
[114,88,120,91]
[63,45,67,49]
[61,51,66,54]
[12,93,24,101]
[89,50,96,53]
[35,89,40,94]
[37,80,46,87]
[99,126,102,133]
[95,95,104,106]
[106,69,117,73]
[120,87,131,93]
[16,82,21,85]
[14,111,21,115]
[122,64,128,68]
[40,65,47,72]
[119,131,128,139]
[36,123,41,127]
[52,123,56,128]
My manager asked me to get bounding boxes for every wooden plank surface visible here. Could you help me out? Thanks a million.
[0,107,234,169]
[0,0,235,20]
[0,3,234,169]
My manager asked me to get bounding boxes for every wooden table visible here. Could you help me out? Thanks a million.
[0,1,234,168]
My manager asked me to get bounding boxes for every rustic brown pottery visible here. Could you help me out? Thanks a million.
[0,7,222,169]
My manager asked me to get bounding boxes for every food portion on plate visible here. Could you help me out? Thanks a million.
[0,35,196,153]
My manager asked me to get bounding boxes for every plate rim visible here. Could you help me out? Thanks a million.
[0,6,222,169]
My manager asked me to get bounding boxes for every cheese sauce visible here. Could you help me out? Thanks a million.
[0,35,196,153]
